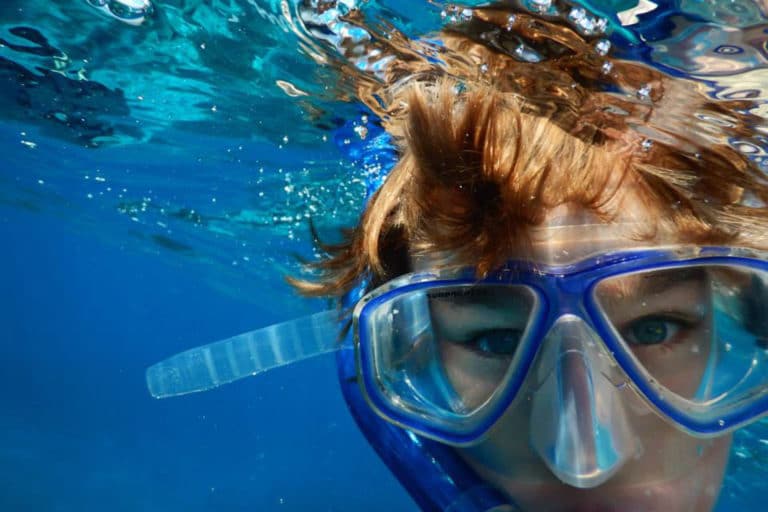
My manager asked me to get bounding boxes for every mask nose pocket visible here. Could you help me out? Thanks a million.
[529,315,639,488]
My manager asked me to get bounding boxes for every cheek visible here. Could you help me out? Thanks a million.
[455,397,550,487]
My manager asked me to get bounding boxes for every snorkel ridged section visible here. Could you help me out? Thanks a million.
[146,310,340,398]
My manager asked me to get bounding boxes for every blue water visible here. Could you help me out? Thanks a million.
[2,0,768,510]
[0,186,414,511]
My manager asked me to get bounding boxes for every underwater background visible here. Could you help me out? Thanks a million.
[1,0,767,510]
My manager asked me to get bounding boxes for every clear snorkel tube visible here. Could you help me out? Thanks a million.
[146,310,340,399]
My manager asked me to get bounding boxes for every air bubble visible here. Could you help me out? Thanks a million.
[636,84,652,101]
[595,39,611,56]
[442,6,459,24]
[353,125,368,139]
[505,14,517,30]
[567,8,606,35]
[594,18,608,34]
[601,61,613,74]
[514,44,542,63]
[530,0,552,13]
[479,63,489,74]
[569,7,585,19]
[714,45,743,55]
[724,342,732,352]
[641,139,653,151]
[718,419,725,427]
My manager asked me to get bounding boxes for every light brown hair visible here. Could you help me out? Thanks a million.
[291,5,768,299]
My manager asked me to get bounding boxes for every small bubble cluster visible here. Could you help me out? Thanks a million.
[353,125,368,140]
[595,39,611,57]
[529,0,553,14]
[567,7,608,36]
[440,4,472,24]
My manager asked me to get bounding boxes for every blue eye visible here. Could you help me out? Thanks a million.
[625,316,683,346]
[466,329,522,357]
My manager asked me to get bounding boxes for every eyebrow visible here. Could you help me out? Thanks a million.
[602,267,707,300]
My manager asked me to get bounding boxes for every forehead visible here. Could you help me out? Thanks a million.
[528,223,655,265]
[412,200,667,271]
[531,194,668,262]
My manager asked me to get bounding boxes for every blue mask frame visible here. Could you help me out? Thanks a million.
[354,246,768,445]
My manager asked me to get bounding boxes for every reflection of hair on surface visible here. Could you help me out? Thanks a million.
[291,4,768,299]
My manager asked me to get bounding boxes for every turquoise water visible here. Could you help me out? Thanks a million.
[1,1,767,510]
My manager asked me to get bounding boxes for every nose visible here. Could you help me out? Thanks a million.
[529,315,638,488]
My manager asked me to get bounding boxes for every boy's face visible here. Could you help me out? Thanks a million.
[412,201,733,511]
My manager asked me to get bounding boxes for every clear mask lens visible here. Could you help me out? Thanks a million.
[593,264,768,430]
[361,284,539,436]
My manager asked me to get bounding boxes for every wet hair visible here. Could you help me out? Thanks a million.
[290,5,768,299]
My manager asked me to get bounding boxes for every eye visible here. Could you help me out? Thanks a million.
[462,328,523,358]
[623,315,688,346]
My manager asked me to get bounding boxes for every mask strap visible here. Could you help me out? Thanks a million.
[146,310,341,398]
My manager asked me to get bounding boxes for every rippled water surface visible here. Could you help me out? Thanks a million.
[2,0,768,510]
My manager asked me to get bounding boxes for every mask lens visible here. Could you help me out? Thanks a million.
[593,264,768,412]
[361,284,538,433]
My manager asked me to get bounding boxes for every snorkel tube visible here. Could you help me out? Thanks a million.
[334,118,519,512]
